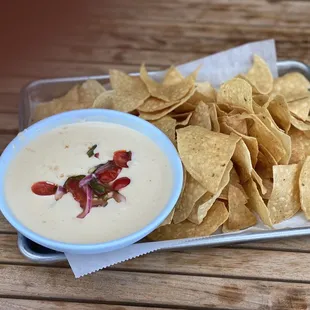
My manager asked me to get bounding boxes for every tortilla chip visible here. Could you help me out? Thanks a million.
[138,87,196,121]
[138,97,176,113]
[261,178,273,200]
[223,115,248,135]
[223,184,256,232]
[93,90,114,109]
[291,115,310,131]
[32,85,80,122]
[299,156,310,219]
[206,102,220,132]
[152,116,176,145]
[217,78,253,113]
[267,164,301,224]
[78,80,105,104]
[162,66,184,85]
[243,179,273,227]
[177,126,239,193]
[189,102,211,130]
[173,102,196,114]
[232,138,252,182]
[220,167,241,200]
[140,64,198,102]
[173,173,206,224]
[176,113,193,127]
[220,121,258,167]
[188,82,216,104]
[272,72,310,102]
[289,127,310,164]
[252,94,270,106]
[188,161,233,224]
[288,96,310,122]
[267,95,291,133]
[251,169,267,195]
[160,208,175,226]
[109,69,149,112]
[240,55,273,95]
[148,201,229,241]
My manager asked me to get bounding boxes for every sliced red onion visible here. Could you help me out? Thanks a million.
[112,191,126,203]
[79,174,95,188]
[94,160,115,175]
[77,185,93,219]
[94,152,99,158]
[55,186,67,201]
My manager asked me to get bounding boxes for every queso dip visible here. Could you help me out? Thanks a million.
[5,122,173,244]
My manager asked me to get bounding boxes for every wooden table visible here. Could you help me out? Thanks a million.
[1,1,310,309]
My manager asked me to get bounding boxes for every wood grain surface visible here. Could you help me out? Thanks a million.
[1,1,310,309]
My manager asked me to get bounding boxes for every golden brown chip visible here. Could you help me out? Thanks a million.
[252,94,270,106]
[189,101,212,130]
[188,161,233,224]
[217,78,253,113]
[251,169,267,195]
[78,80,106,104]
[243,179,273,227]
[299,156,310,219]
[138,87,196,121]
[222,184,256,232]
[176,113,193,127]
[148,201,229,241]
[173,102,196,114]
[272,72,310,102]
[173,173,206,224]
[289,127,310,164]
[290,115,310,131]
[93,90,114,109]
[261,178,273,200]
[267,95,291,133]
[140,64,198,102]
[32,85,80,123]
[151,116,177,145]
[220,121,259,167]
[220,167,241,200]
[188,82,216,104]
[288,96,310,122]
[206,102,220,132]
[138,97,174,113]
[232,138,252,182]
[177,126,239,193]
[267,164,301,224]
[162,66,184,86]
[160,208,175,227]
[109,69,149,112]
[239,55,273,95]
[222,115,248,135]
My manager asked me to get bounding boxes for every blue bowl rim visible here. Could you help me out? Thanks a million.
[0,109,183,254]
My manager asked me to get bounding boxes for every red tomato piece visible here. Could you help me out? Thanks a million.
[31,182,57,196]
[113,150,132,168]
[96,161,122,183]
[111,177,131,191]
[64,176,87,208]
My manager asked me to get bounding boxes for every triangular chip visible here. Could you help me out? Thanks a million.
[162,66,184,85]
[299,156,310,219]
[93,90,114,109]
[152,116,177,145]
[205,102,220,132]
[177,126,239,193]
[239,55,273,95]
[288,96,310,122]
[267,164,301,224]
[160,208,175,227]
[243,179,273,227]
[148,201,229,241]
[232,138,252,182]
[289,127,310,164]
[188,81,216,104]
[78,80,105,104]
[220,167,242,200]
[188,161,233,224]
[223,184,256,232]
[189,101,211,130]
[175,112,193,127]
[291,115,310,132]
[217,78,253,113]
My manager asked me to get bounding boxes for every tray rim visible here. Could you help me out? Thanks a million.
[17,59,310,263]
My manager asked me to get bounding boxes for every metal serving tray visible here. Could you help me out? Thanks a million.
[17,60,310,263]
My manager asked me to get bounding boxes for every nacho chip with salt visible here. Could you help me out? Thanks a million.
[152,116,177,145]
[223,184,256,232]
[173,173,206,224]
[188,81,216,104]
[189,101,211,130]
[288,97,310,122]
[299,156,310,220]
[220,167,241,200]
[188,161,233,224]
[273,72,310,102]
[206,102,220,132]
[148,201,229,241]
[110,69,149,112]
[177,126,239,193]
[93,90,114,109]
[78,80,105,105]
[217,78,253,113]
[176,112,193,127]
[267,164,301,224]
[160,208,175,227]
[289,127,310,164]
[243,179,273,227]
[291,115,310,132]
[240,55,273,95]
[163,66,184,86]
[232,138,252,182]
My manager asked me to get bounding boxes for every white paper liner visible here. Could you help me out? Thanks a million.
[66,39,284,278]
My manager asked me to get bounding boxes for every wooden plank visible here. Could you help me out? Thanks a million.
[0,113,18,133]
[0,214,15,233]
[3,234,310,282]
[0,298,173,310]
[0,265,310,309]
[0,94,19,114]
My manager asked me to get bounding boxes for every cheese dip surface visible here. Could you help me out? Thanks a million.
[5,122,173,244]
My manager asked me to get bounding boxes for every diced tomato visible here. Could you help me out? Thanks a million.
[31,182,57,196]
[111,177,131,191]
[64,175,87,208]
[113,150,132,168]
[95,161,121,183]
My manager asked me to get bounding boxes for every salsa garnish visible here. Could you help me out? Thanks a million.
[31,149,132,219]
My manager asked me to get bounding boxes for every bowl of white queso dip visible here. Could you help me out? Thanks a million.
[0,109,183,254]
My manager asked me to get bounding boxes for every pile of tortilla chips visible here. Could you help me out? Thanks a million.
[32,55,310,241]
